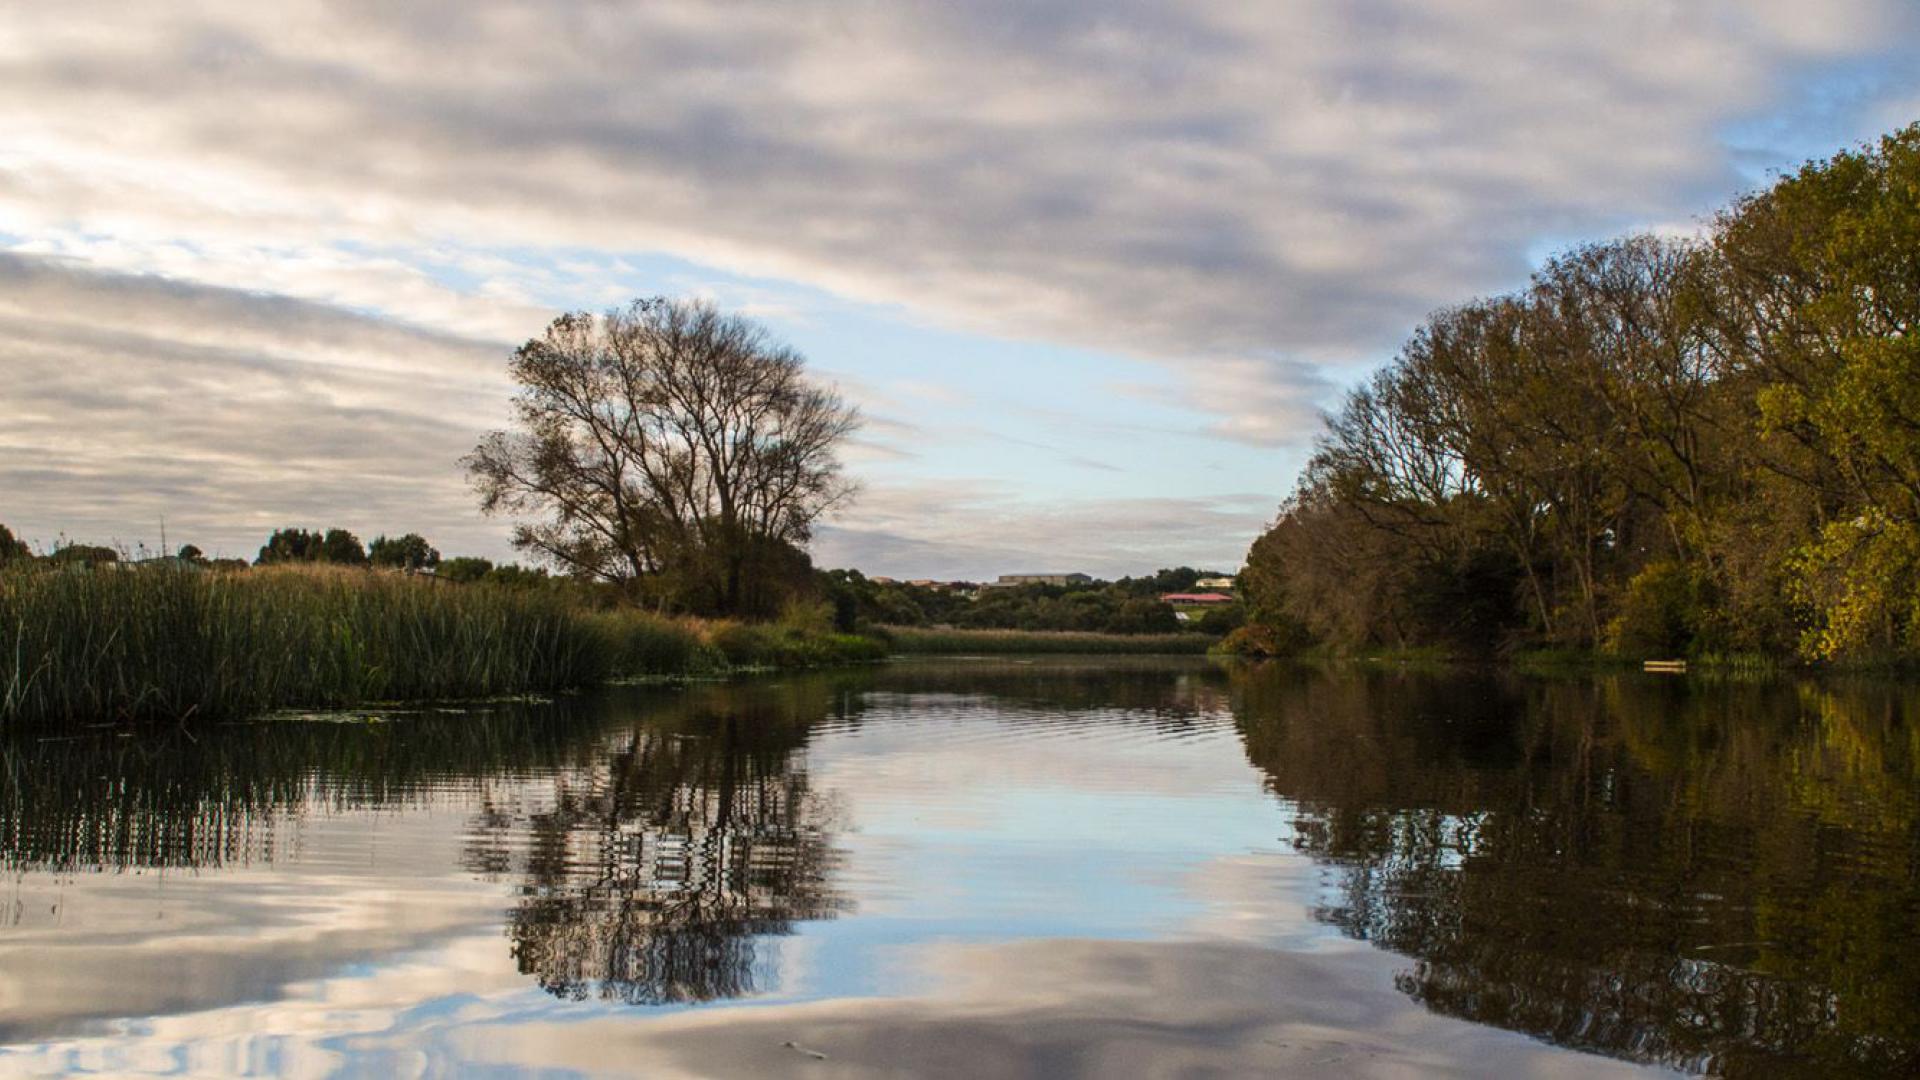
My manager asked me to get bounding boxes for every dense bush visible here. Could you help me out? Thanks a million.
[1605,562,1711,658]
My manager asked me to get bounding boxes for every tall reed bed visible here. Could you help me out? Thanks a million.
[0,565,885,727]
[0,565,605,725]
[882,626,1213,655]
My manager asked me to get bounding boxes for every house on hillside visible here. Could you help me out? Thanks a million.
[1195,576,1235,590]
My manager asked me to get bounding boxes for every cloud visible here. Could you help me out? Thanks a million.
[813,483,1273,578]
[2,1,1914,446]
[1,2,1915,567]
[0,252,516,559]
[449,938,1651,1078]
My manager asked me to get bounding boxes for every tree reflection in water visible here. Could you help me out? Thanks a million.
[469,681,850,1005]
[0,679,855,1009]
[8,659,1920,1073]
[0,697,614,875]
[1228,665,1920,1076]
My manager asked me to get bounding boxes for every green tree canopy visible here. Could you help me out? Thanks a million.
[369,533,441,571]
[1235,122,1920,663]
[257,527,369,566]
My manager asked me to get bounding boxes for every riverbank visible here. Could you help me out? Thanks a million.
[881,625,1215,655]
[1211,634,1872,677]
[0,565,885,727]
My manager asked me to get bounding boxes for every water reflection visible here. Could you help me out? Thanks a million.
[1228,665,1920,1075]
[474,685,850,1005]
[1,680,861,1015]
[2,660,1917,1076]
[0,696,610,874]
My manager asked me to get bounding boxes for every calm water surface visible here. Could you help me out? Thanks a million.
[2,658,1916,1077]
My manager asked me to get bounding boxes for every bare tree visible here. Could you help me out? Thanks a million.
[465,298,859,613]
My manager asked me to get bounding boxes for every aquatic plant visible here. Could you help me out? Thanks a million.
[0,564,882,726]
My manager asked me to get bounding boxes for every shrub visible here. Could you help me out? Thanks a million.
[593,610,724,677]
[1605,561,1709,658]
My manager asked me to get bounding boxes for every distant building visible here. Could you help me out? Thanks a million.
[993,573,1093,587]
[870,576,897,585]
[1159,592,1235,606]
[1195,576,1236,590]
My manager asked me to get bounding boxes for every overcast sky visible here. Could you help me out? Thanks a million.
[2,2,1916,577]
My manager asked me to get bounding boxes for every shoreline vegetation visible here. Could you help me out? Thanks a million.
[0,564,886,728]
[0,562,1233,729]
[1224,123,1920,670]
[883,626,1215,655]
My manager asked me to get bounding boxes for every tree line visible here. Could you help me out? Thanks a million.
[1237,123,1920,662]
[822,567,1244,635]
[4,518,1240,637]
[0,521,555,589]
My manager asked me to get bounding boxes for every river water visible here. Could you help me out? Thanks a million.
[2,657,1915,1077]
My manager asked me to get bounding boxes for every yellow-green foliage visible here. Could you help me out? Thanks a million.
[1786,511,1920,661]
[1605,561,1710,658]
[1232,123,1920,665]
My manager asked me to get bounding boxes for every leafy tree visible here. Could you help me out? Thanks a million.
[466,298,859,615]
[1233,122,1920,663]
[257,528,323,564]
[369,533,441,571]
[320,529,367,566]
[1606,561,1710,657]
[1713,126,1920,659]
[257,527,369,566]
[176,544,207,565]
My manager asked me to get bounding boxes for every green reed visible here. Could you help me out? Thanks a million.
[0,564,884,727]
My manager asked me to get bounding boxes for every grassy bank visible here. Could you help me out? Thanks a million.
[1217,636,1823,677]
[0,565,884,727]
[882,625,1214,655]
